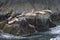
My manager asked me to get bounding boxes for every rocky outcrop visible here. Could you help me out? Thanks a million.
[0,9,57,36]
[50,12,60,21]
[0,0,60,36]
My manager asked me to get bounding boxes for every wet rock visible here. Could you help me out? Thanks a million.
[17,17,35,35]
[2,23,35,36]
[50,12,60,21]
[0,9,14,22]
[0,10,57,36]
[0,22,5,29]
[3,24,20,35]
[26,10,56,31]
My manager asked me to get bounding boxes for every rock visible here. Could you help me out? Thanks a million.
[26,10,56,31]
[50,12,60,21]
[0,9,13,21]
[0,10,56,36]
[3,24,20,35]
[0,22,5,29]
